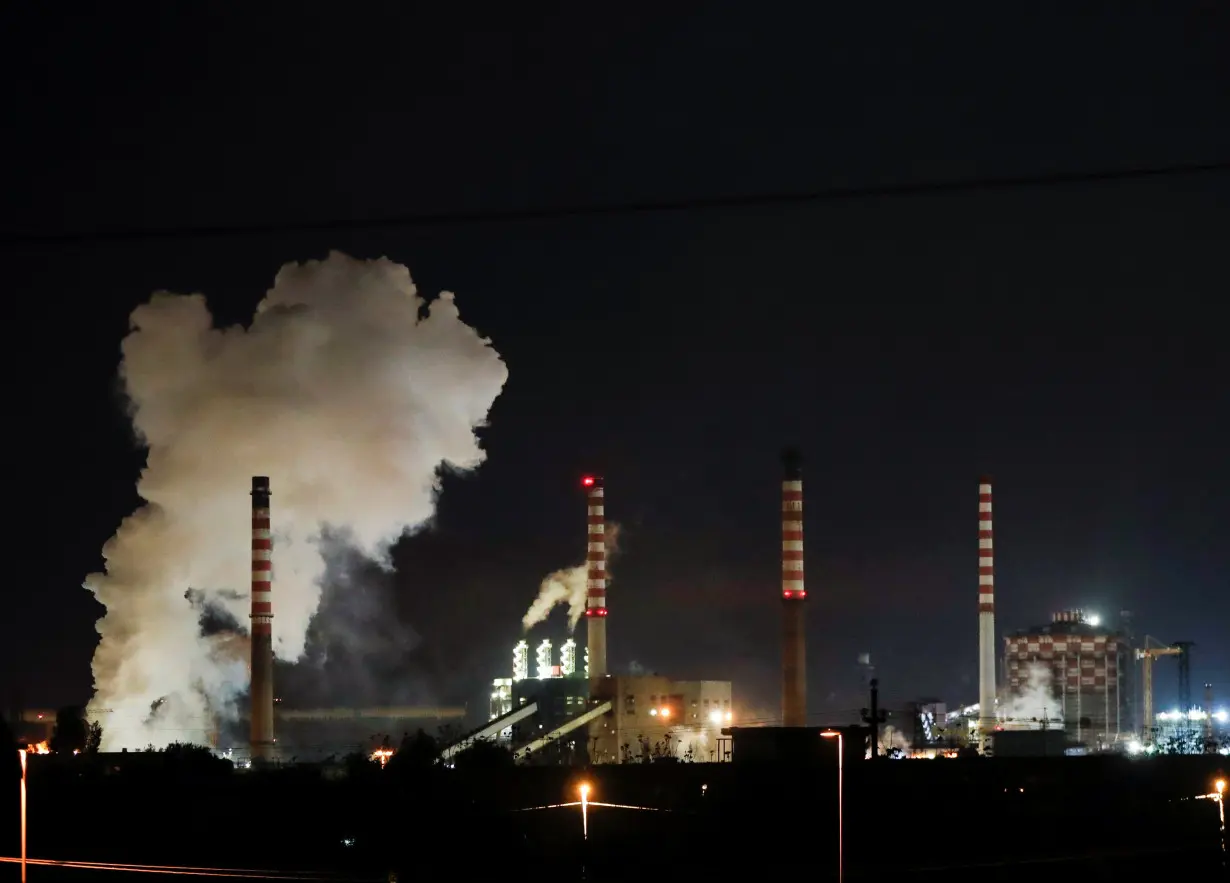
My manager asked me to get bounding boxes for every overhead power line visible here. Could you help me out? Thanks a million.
[3,158,1227,248]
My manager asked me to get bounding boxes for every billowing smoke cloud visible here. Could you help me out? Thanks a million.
[998,662,1064,730]
[84,252,507,750]
[521,524,621,631]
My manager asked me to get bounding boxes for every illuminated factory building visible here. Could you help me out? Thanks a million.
[489,637,733,763]
[501,639,590,758]
[464,474,734,765]
[1004,609,1134,747]
[589,675,733,763]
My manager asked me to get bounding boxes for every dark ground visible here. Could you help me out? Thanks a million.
[1,752,1226,881]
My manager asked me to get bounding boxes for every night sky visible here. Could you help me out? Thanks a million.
[5,5,1228,725]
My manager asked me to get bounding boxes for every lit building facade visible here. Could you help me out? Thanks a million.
[589,675,733,763]
[1004,610,1133,747]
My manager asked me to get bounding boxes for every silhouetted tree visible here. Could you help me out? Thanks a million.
[387,728,439,772]
[451,738,514,772]
[50,706,88,754]
[438,722,464,743]
[343,750,379,779]
[85,720,103,754]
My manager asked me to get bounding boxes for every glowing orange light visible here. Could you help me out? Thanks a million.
[369,747,395,768]
[26,742,49,755]
[578,782,591,799]
[1216,779,1226,794]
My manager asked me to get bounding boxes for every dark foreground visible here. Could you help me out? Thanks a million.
[1,753,1225,881]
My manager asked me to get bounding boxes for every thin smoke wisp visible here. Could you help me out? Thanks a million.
[85,252,507,749]
[522,524,621,632]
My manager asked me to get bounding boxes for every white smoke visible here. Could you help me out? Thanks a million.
[998,662,1064,730]
[84,252,508,750]
[672,726,713,762]
[521,524,621,631]
[871,723,911,758]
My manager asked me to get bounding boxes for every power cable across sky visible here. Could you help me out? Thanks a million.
[2,158,1227,248]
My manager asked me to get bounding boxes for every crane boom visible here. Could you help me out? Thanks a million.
[1136,636,1181,745]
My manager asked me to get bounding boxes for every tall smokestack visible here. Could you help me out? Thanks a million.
[781,449,807,727]
[582,475,607,680]
[249,476,276,763]
[977,476,997,749]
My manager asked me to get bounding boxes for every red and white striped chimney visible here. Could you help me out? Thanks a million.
[249,476,276,762]
[582,475,607,680]
[781,449,806,727]
[978,476,997,748]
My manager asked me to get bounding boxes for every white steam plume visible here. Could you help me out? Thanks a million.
[998,662,1064,730]
[85,252,508,750]
[521,524,621,631]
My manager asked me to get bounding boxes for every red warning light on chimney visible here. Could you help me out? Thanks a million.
[582,476,595,487]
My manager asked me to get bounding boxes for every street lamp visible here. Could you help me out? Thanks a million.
[820,730,843,883]
[19,748,27,883]
[578,783,591,840]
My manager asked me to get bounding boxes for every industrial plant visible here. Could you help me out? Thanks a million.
[1003,609,1134,746]
[14,464,1224,767]
[452,474,735,765]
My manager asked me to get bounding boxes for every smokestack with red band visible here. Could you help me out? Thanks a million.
[249,476,276,762]
[978,476,996,747]
[582,475,607,679]
[781,449,807,727]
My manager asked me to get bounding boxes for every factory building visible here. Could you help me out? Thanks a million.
[490,638,587,740]
[449,474,735,765]
[486,638,733,763]
[1004,609,1133,748]
[590,674,733,763]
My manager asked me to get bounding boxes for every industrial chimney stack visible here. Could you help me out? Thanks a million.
[977,476,997,748]
[582,475,608,681]
[781,449,807,727]
[249,476,276,762]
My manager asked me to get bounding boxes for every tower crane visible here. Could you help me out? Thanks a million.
[1136,636,1180,745]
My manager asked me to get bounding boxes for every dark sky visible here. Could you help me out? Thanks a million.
[4,4,1228,725]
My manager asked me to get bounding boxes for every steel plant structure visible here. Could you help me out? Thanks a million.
[1005,610,1133,748]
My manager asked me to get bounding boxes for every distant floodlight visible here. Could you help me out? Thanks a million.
[1086,614,1101,627]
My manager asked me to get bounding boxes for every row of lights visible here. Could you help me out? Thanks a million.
[1156,708,1229,723]
[645,706,734,724]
